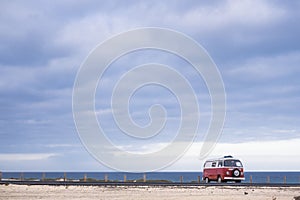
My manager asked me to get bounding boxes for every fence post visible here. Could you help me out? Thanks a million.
[0,171,2,181]
[83,173,87,182]
[283,176,286,184]
[180,176,183,183]
[267,176,270,183]
[64,172,67,182]
[20,172,24,181]
[104,174,108,182]
[124,174,127,182]
[197,176,200,183]
[143,173,146,182]
[42,172,45,181]
[249,175,252,184]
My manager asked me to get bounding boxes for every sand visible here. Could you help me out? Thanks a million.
[0,184,299,200]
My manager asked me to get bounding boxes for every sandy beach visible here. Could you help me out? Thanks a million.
[0,184,299,200]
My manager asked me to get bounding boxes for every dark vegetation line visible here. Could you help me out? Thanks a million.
[1,180,300,187]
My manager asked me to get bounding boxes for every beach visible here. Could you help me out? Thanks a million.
[0,184,299,200]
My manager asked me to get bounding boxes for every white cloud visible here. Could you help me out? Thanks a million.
[160,0,285,34]
[164,138,300,171]
[209,139,300,156]
[95,108,112,116]
[223,0,285,25]
[44,144,80,148]
[0,153,58,161]
[56,13,138,56]
[96,138,300,171]
[18,119,50,125]
[115,142,168,154]
[226,51,300,81]
[53,0,287,55]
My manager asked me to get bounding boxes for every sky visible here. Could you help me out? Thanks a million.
[0,0,300,172]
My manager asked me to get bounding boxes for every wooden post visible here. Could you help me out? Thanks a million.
[64,172,67,182]
[267,176,270,183]
[283,176,286,184]
[20,172,24,181]
[83,173,87,182]
[104,174,108,182]
[123,174,127,182]
[0,171,2,181]
[249,175,253,184]
[42,172,45,181]
[143,173,146,182]
[180,176,183,183]
[197,176,200,183]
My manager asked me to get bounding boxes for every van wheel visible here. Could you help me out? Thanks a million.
[204,177,210,183]
[217,176,222,183]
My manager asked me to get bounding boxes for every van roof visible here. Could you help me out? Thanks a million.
[205,155,239,162]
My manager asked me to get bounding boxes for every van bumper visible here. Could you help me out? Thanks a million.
[224,177,245,181]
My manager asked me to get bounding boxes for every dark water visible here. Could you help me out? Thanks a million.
[1,171,300,183]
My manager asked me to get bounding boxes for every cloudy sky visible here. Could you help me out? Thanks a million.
[0,0,300,171]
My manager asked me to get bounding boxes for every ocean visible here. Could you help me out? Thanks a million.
[1,171,300,183]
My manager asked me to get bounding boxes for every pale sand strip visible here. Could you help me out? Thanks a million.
[0,184,299,200]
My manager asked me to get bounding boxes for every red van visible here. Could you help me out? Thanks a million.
[203,155,245,183]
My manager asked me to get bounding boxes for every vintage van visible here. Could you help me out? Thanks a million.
[203,156,245,183]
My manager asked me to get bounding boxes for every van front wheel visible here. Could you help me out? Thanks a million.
[217,176,222,183]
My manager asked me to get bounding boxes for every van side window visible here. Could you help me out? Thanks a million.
[212,162,216,167]
[218,161,223,167]
[204,162,212,168]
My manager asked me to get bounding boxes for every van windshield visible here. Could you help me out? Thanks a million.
[224,159,243,167]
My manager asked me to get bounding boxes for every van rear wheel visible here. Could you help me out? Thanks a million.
[204,177,209,183]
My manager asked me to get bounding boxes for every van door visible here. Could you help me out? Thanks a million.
[210,161,217,180]
[216,161,224,179]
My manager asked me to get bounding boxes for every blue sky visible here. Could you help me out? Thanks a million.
[0,0,300,171]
